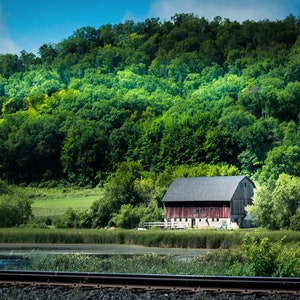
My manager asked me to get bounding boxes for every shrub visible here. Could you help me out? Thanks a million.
[242,233,300,277]
[290,207,300,230]
[53,208,82,228]
[0,192,32,227]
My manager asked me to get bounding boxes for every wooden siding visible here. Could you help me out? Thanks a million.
[165,201,230,219]
[231,177,254,218]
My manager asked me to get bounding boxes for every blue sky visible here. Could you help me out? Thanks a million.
[1,0,300,55]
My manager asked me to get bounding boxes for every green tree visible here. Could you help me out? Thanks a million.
[38,43,58,66]
[0,189,32,227]
[0,54,22,78]
[259,145,300,187]
[90,197,112,228]
[237,117,281,174]
[53,208,80,229]
[247,174,300,229]
[0,112,64,183]
[277,81,300,121]
[290,207,300,230]
[246,185,274,229]
[61,119,108,185]
[90,161,142,227]
[111,202,163,229]
[111,204,140,229]
[272,174,300,229]
[53,208,93,229]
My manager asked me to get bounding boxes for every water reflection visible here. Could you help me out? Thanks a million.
[0,255,31,269]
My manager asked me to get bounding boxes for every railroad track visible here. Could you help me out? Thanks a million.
[0,270,299,295]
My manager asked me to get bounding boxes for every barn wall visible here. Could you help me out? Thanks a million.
[164,201,230,219]
[231,178,255,222]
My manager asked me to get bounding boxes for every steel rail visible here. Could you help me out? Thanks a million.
[0,270,299,294]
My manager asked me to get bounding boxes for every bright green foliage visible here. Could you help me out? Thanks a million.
[247,185,274,229]
[111,202,163,229]
[272,174,300,229]
[290,208,300,230]
[0,187,32,227]
[242,233,299,277]
[111,204,140,228]
[90,161,143,227]
[53,208,92,229]
[247,174,300,229]
[53,208,80,229]
[61,118,108,185]
[259,146,300,187]
[0,179,10,194]
[0,14,299,185]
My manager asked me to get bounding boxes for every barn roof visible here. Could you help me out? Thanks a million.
[162,176,253,202]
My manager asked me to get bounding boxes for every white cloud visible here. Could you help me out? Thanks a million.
[0,37,21,54]
[149,0,295,22]
[0,5,21,54]
[123,10,138,22]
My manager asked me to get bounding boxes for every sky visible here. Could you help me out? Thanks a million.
[1,0,300,55]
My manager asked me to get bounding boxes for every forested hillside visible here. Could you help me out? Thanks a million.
[0,14,300,229]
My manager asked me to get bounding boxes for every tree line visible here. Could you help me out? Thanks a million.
[0,13,299,229]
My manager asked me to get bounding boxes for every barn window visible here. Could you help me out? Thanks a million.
[244,182,247,187]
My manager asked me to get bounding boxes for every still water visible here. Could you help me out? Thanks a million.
[0,255,31,269]
[0,244,208,270]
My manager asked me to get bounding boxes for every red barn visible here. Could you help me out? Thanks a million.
[162,176,255,229]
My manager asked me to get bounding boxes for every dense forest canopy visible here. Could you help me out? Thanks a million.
[0,13,300,229]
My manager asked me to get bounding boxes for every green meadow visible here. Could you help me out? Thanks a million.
[22,187,103,217]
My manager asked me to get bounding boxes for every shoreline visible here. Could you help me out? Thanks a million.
[0,243,209,256]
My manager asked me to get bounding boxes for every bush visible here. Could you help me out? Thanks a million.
[0,180,10,194]
[0,192,32,227]
[290,207,300,230]
[25,216,53,229]
[53,208,85,228]
[242,233,300,277]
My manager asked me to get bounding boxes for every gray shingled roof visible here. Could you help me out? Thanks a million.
[162,176,248,202]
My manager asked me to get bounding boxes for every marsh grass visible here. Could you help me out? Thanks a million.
[30,251,250,276]
[0,228,299,248]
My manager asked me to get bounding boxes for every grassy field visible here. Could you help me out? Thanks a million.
[21,187,103,216]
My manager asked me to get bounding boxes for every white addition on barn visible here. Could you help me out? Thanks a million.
[162,176,255,229]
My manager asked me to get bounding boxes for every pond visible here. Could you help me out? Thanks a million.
[0,244,209,270]
[0,255,31,269]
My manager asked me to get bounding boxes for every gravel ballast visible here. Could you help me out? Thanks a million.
[0,286,298,300]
